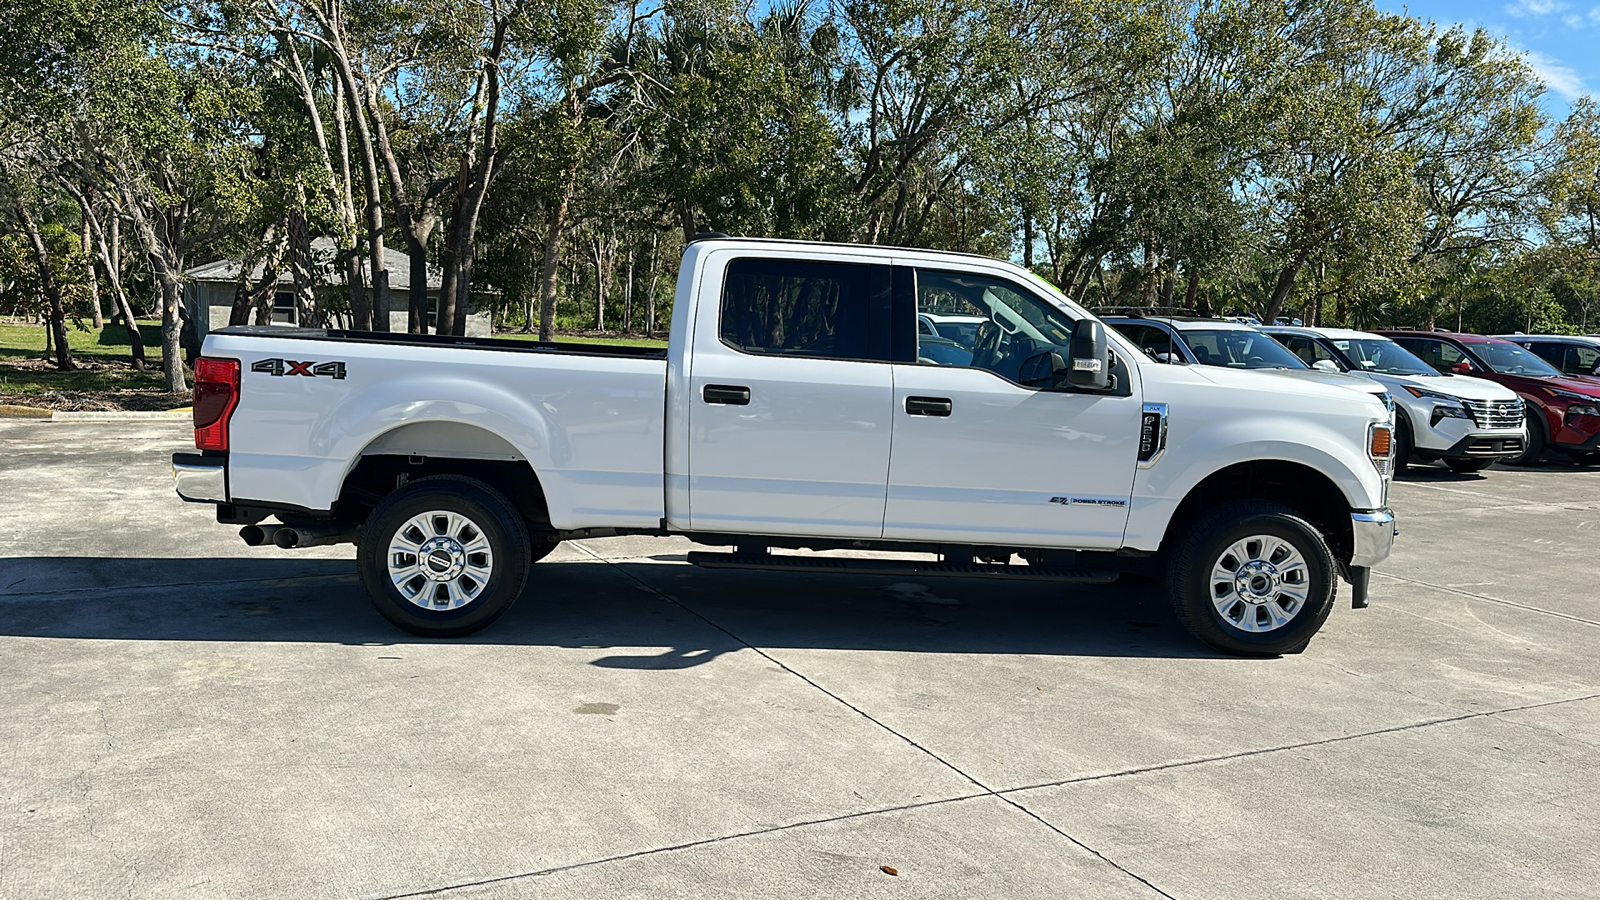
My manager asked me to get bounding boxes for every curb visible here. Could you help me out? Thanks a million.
[0,404,53,419]
[51,409,191,422]
[1,407,191,421]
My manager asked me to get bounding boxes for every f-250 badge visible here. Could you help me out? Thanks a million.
[251,358,348,380]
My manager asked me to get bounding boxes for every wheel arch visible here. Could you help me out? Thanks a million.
[336,421,551,530]
[1159,460,1355,567]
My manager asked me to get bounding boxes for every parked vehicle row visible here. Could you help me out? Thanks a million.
[1097,311,1600,472]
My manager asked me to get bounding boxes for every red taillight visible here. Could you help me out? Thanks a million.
[193,357,240,451]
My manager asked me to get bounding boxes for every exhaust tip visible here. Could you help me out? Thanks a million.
[272,528,301,549]
[240,525,266,547]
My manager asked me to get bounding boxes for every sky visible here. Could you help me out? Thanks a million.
[1377,0,1598,113]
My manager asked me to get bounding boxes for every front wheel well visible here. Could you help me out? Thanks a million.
[1160,461,1355,565]
[336,455,550,531]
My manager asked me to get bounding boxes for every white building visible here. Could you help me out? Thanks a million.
[184,238,493,339]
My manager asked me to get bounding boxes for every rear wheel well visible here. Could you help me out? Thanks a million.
[337,455,550,531]
[1161,461,1354,565]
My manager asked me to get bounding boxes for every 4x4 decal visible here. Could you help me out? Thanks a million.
[251,358,348,380]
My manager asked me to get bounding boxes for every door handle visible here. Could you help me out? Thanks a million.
[905,396,953,417]
[703,384,751,405]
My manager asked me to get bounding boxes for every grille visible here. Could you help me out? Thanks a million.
[1464,398,1524,430]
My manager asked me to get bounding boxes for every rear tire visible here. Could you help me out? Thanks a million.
[358,475,531,638]
[1167,500,1337,657]
[1504,409,1547,467]
[1445,458,1494,473]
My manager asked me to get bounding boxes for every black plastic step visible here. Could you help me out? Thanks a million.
[685,552,1119,583]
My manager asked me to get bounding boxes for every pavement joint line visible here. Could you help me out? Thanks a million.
[1377,572,1600,628]
[367,791,997,899]
[994,690,1600,801]
[568,543,1180,900]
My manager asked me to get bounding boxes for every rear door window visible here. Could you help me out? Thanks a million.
[719,258,893,362]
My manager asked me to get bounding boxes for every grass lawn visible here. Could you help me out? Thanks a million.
[494,330,669,349]
[0,321,173,397]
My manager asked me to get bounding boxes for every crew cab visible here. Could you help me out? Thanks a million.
[1262,326,1525,473]
[173,237,1397,656]
[1380,331,1600,466]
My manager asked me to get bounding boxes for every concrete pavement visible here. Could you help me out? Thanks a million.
[1,420,1597,898]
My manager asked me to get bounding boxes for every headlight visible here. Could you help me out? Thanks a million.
[1430,404,1472,427]
[1404,386,1457,401]
[1567,403,1600,419]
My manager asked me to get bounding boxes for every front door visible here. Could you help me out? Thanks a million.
[884,268,1142,549]
[686,255,897,538]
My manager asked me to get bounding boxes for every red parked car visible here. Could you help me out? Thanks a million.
[1377,331,1600,466]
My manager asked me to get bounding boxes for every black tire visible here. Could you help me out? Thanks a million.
[1392,414,1412,475]
[1504,408,1547,467]
[357,475,531,638]
[1445,458,1494,473]
[1167,500,1337,657]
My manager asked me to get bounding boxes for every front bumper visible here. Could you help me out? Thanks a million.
[173,452,226,503]
[1430,432,1525,461]
[1350,508,1396,568]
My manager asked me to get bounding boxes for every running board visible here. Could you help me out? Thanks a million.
[685,552,1119,584]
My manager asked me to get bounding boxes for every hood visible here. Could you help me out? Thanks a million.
[1190,365,1390,408]
[1259,369,1388,395]
[1537,374,1600,399]
[1380,373,1520,402]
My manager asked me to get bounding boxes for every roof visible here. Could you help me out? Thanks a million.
[185,237,442,290]
[1102,315,1257,332]
[1494,334,1600,346]
[1261,325,1382,341]
[1375,330,1502,344]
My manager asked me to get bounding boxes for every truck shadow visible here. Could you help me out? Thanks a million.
[0,557,1224,661]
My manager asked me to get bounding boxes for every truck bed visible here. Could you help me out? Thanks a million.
[212,326,669,360]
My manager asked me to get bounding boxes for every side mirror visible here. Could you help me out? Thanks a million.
[1067,319,1111,390]
[1155,351,1182,365]
[1449,361,1474,375]
[1311,359,1340,373]
[1019,350,1068,388]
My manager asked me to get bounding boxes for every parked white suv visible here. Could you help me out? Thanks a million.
[1263,326,1525,473]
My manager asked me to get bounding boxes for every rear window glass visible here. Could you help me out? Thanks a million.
[719,258,891,362]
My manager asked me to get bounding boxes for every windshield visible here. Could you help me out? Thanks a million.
[1332,339,1437,376]
[1184,330,1308,369]
[1475,341,1564,377]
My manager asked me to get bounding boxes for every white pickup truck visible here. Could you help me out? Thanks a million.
[173,236,1396,656]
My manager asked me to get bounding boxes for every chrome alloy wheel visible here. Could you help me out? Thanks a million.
[387,511,494,610]
[1210,534,1309,633]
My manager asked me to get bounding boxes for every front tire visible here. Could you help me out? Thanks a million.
[1167,500,1337,656]
[1393,414,1412,474]
[358,475,531,638]
[1504,409,1547,467]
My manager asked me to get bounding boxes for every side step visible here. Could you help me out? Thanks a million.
[685,552,1119,584]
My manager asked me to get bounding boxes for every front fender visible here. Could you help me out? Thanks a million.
[1123,413,1385,552]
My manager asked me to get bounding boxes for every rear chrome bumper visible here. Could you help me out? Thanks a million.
[1350,508,1396,568]
[173,452,226,504]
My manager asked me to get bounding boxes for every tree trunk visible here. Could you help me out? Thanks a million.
[623,249,634,334]
[114,176,187,392]
[62,181,143,367]
[1187,267,1208,317]
[16,200,74,370]
[537,162,579,343]
[83,215,102,329]
[230,224,277,326]
[1265,248,1311,325]
[325,43,389,330]
[288,202,317,327]
[645,232,660,337]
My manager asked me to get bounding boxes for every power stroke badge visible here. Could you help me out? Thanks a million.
[251,358,348,380]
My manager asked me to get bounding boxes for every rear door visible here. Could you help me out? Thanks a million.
[685,254,898,538]
[884,267,1142,549]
